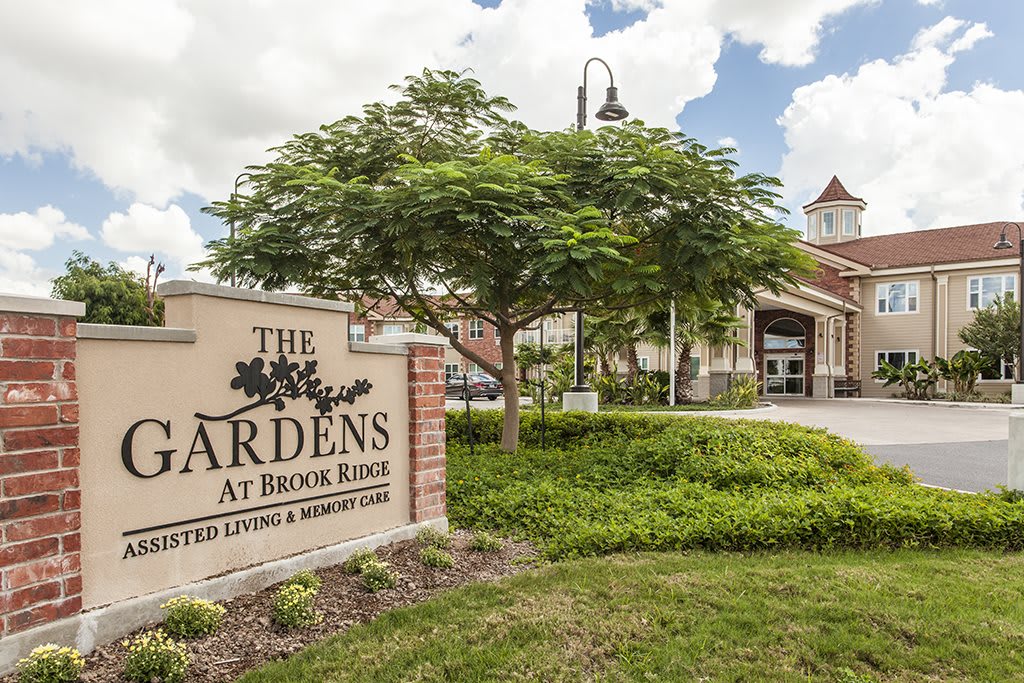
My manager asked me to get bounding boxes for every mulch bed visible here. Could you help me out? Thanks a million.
[4,532,538,683]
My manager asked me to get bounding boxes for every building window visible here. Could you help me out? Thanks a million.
[638,356,650,371]
[444,363,460,380]
[493,325,500,340]
[495,362,503,371]
[808,214,818,240]
[981,356,1015,381]
[968,275,1015,310]
[842,210,855,236]
[763,318,806,349]
[469,320,484,340]
[381,324,403,336]
[822,211,835,236]
[876,350,918,371]
[445,321,460,339]
[468,363,481,373]
[876,282,918,314]
[348,324,365,342]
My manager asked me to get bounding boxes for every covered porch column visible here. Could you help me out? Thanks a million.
[734,305,756,378]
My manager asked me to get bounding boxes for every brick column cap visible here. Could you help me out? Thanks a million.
[0,295,85,318]
[369,333,450,347]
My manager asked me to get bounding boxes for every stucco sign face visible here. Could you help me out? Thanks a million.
[77,293,411,608]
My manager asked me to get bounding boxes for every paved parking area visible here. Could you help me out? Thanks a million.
[741,399,1012,492]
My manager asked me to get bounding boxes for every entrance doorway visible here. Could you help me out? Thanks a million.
[765,355,805,396]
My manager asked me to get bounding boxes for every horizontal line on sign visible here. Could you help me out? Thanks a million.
[121,482,390,537]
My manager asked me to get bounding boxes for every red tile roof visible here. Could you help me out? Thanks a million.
[803,175,864,209]
[813,221,1016,269]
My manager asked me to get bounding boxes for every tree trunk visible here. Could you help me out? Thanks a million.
[600,352,614,377]
[625,343,639,383]
[676,341,693,404]
[498,330,519,453]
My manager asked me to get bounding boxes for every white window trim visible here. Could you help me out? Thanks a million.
[638,356,650,371]
[842,209,855,236]
[444,363,460,379]
[821,210,836,236]
[875,281,920,316]
[808,213,818,240]
[348,324,366,342]
[445,321,460,339]
[381,324,404,336]
[468,320,484,340]
[964,347,1015,383]
[874,349,919,382]
[467,363,481,374]
[967,273,1017,311]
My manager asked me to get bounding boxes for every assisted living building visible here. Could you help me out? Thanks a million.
[352,176,1020,400]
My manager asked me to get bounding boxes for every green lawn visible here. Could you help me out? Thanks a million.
[240,549,1024,682]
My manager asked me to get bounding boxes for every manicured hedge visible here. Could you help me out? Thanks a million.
[446,411,1024,558]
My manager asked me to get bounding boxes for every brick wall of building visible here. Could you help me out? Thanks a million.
[407,344,446,522]
[0,311,82,636]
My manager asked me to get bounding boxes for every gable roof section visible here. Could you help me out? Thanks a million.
[803,175,865,209]
[813,221,1014,269]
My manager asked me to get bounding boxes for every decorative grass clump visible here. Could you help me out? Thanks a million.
[420,545,455,569]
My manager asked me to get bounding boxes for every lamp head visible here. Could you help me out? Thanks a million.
[595,86,629,122]
[994,231,1014,250]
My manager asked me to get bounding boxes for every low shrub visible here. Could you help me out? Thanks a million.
[447,413,1024,560]
[468,531,503,552]
[447,409,678,449]
[284,569,322,593]
[361,559,398,592]
[416,526,451,549]
[122,630,189,683]
[420,546,455,569]
[272,584,321,628]
[160,595,226,638]
[709,374,760,409]
[342,547,378,574]
[15,644,85,683]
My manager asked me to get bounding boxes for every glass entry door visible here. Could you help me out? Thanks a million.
[765,355,805,396]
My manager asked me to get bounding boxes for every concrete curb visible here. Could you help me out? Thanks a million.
[845,398,1023,411]
[0,518,447,674]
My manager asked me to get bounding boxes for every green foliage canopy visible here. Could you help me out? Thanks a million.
[959,294,1020,380]
[199,69,814,450]
[51,251,163,326]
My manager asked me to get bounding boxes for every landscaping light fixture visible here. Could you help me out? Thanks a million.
[992,222,1024,385]
[572,58,629,394]
[229,172,253,288]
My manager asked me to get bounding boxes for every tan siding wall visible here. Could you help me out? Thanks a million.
[859,275,935,397]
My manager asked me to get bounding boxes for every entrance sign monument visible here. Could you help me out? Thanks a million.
[0,281,449,671]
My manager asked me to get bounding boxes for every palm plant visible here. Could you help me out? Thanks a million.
[648,298,745,403]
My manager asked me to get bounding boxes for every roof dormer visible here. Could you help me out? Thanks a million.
[803,175,867,246]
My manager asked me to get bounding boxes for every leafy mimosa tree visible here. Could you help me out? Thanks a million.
[198,69,814,451]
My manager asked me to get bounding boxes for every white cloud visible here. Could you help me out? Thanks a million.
[119,255,153,280]
[0,248,53,296]
[100,203,206,274]
[0,0,869,206]
[717,136,738,147]
[0,205,90,251]
[777,17,1020,235]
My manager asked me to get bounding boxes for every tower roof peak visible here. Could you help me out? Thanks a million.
[803,175,865,209]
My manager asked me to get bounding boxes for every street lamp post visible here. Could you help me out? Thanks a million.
[229,172,252,288]
[993,222,1024,396]
[570,58,629,398]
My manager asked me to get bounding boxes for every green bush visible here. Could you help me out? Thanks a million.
[342,547,378,574]
[361,560,398,592]
[420,546,455,569]
[122,630,188,683]
[16,644,85,683]
[160,595,226,638]
[272,584,321,628]
[468,530,504,552]
[447,409,678,449]
[447,413,1024,560]
[709,374,760,408]
[416,526,451,549]
[284,569,322,593]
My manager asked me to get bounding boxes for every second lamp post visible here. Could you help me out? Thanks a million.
[569,58,629,400]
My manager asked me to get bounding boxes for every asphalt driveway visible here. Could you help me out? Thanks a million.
[745,399,1012,493]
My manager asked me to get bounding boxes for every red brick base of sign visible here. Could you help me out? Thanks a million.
[0,313,82,636]
[407,344,446,522]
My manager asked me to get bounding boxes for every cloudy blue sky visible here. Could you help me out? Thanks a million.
[1,0,1022,295]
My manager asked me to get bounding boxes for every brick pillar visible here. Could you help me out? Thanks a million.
[0,296,84,636]
[407,343,446,522]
